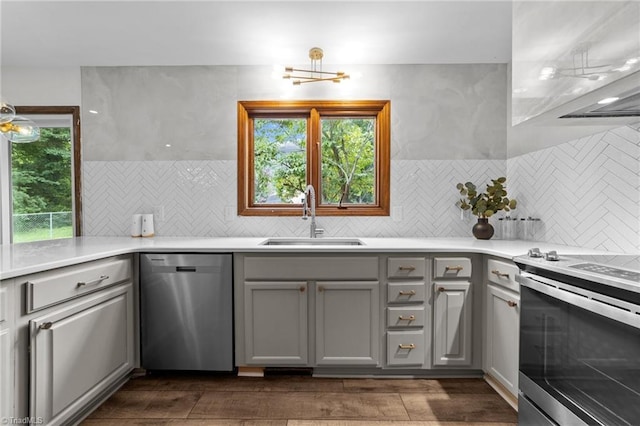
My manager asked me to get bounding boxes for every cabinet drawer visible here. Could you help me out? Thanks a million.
[387,306,425,328]
[387,257,425,279]
[487,259,519,292]
[387,330,425,365]
[387,282,425,303]
[244,256,378,281]
[25,256,132,312]
[434,257,472,278]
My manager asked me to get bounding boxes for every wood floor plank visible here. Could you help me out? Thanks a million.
[83,421,286,426]
[85,390,202,419]
[189,391,410,420]
[288,422,517,426]
[342,378,495,394]
[401,393,518,422]
[123,374,344,392]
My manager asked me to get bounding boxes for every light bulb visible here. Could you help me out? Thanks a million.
[0,102,16,124]
[0,116,40,143]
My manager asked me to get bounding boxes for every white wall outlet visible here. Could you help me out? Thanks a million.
[392,206,403,222]
[224,206,235,222]
[153,205,165,222]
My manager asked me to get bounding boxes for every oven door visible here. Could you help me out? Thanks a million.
[519,272,640,426]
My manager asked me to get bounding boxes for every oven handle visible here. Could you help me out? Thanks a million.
[520,272,640,330]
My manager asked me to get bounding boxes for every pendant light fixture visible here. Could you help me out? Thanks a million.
[283,47,349,85]
[0,102,40,143]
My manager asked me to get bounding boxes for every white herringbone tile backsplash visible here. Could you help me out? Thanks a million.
[508,125,640,253]
[83,159,506,239]
[83,125,640,253]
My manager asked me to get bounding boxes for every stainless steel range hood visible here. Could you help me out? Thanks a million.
[550,71,640,124]
[560,85,640,119]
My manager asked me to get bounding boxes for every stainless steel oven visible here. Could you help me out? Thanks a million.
[515,252,640,426]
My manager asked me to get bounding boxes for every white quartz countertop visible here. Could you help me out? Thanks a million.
[0,236,627,280]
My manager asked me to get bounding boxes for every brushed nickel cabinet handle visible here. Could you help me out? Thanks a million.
[445,265,463,272]
[398,266,416,271]
[77,275,109,288]
[507,300,518,308]
[491,269,510,279]
[398,315,416,321]
[39,322,53,330]
[398,290,416,296]
[398,343,416,350]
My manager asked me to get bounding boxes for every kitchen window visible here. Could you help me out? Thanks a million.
[238,100,390,216]
[0,106,82,243]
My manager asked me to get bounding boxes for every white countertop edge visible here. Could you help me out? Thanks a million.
[1,236,633,280]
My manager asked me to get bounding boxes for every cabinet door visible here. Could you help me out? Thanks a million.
[244,281,308,365]
[0,286,10,420]
[485,284,520,396]
[432,281,472,366]
[30,284,134,425]
[315,281,379,366]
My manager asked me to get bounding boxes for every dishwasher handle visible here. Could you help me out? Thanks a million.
[175,266,197,272]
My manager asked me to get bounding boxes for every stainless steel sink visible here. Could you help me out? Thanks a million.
[260,238,365,246]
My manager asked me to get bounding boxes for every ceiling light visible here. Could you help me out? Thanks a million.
[89,109,99,114]
[597,97,620,105]
[0,102,40,143]
[283,47,349,85]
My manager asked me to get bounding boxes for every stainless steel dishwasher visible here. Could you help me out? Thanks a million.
[140,253,233,371]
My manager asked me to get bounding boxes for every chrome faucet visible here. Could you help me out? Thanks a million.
[302,184,324,238]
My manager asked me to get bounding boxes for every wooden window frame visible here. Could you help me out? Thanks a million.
[14,106,83,236]
[238,100,390,217]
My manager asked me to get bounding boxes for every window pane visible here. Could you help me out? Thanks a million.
[11,127,73,242]
[320,117,375,205]
[253,118,307,204]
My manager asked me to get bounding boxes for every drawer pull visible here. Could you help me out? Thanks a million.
[398,315,416,321]
[398,343,416,350]
[398,290,416,296]
[437,286,446,293]
[507,300,518,308]
[300,286,306,293]
[77,275,109,288]
[398,266,416,271]
[491,269,510,279]
[39,322,53,330]
[445,265,464,272]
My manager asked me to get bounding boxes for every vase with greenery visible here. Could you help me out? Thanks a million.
[455,177,517,239]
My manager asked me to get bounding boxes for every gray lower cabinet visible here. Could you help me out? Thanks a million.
[432,281,472,366]
[485,284,520,396]
[315,281,379,365]
[29,283,135,425]
[0,284,11,420]
[244,281,308,365]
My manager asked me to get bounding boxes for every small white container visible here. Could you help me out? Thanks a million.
[141,214,155,237]
[131,214,143,237]
[501,217,518,240]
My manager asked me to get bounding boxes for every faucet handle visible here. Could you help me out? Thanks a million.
[314,227,325,238]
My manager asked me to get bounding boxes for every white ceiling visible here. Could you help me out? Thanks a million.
[0,1,513,67]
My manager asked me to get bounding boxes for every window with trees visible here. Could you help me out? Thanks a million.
[238,100,390,216]
[0,106,81,243]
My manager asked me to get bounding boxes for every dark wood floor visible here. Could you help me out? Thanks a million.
[82,372,518,425]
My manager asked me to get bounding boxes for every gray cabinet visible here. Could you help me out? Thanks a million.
[432,281,472,366]
[0,284,12,420]
[243,281,308,365]
[29,283,134,425]
[315,281,379,366]
[484,258,520,398]
[235,254,380,368]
